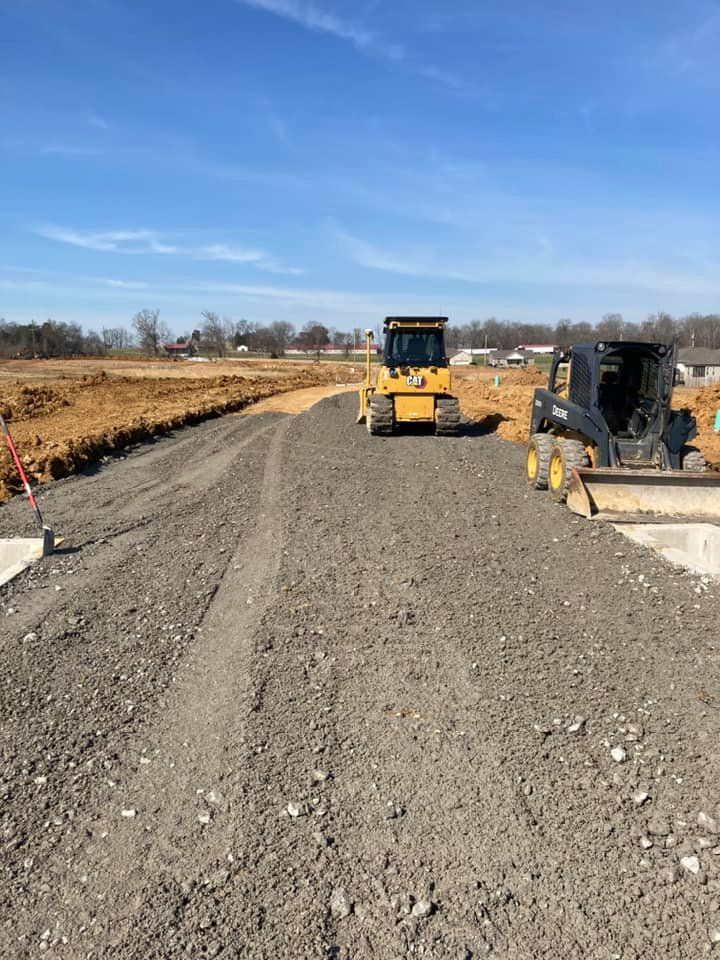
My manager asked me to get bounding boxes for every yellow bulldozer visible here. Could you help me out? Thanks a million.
[357,317,460,436]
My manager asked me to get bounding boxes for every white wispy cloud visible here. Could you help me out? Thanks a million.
[34,225,304,275]
[334,226,720,296]
[233,1,492,94]
[665,9,720,79]
[233,0,402,57]
[4,263,720,329]
[103,278,150,289]
[87,113,110,131]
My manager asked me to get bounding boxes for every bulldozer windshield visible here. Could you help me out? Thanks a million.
[384,328,447,367]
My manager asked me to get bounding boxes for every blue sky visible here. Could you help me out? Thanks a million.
[1,0,719,334]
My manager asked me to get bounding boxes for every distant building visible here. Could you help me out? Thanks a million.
[449,350,473,365]
[488,349,536,368]
[676,348,720,387]
[236,344,249,353]
[163,341,194,359]
[517,344,559,354]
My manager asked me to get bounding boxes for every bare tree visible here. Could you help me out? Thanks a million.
[270,321,295,355]
[298,322,330,356]
[200,311,227,357]
[132,309,164,356]
[102,327,132,351]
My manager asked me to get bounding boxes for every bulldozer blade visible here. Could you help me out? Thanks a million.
[566,467,720,523]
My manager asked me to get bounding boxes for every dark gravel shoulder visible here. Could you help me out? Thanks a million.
[2,392,720,959]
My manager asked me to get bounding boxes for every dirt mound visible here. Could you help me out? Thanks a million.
[678,384,720,468]
[455,379,535,443]
[0,383,71,421]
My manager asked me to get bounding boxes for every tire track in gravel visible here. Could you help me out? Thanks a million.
[16,415,293,957]
[0,412,289,958]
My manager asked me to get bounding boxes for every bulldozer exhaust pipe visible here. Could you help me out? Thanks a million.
[567,467,720,523]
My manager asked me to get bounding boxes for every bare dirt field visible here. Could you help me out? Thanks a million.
[1,393,719,959]
[0,358,360,499]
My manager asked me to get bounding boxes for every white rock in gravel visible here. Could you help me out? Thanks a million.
[312,769,329,783]
[330,887,353,919]
[611,746,627,763]
[121,808,137,819]
[626,722,644,742]
[710,929,720,944]
[22,632,38,643]
[567,716,586,735]
[699,812,720,835]
[647,816,671,837]
[287,802,306,818]
[197,812,211,825]
[634,791,650,806]
[681,855,701,875]
[411,899,433,918]
[639,835,653,850]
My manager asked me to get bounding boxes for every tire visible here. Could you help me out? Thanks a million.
[526,433,553,489]
[435,396,460,436]
[548,438,590,502]
[681,446,706,472]
[367,393,393,435]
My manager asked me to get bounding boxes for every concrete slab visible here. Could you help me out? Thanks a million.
[615,523,720,579]
[0,538,48,587]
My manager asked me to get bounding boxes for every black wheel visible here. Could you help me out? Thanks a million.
[526,433,553,489]
[367,393,393,435]
[435,396,460,436]
[681,446,706,472]
[548,438,590,502]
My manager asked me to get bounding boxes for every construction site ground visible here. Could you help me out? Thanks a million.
[2,391,720,959]
[0,358,360,499]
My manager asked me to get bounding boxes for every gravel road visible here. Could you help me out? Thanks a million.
[2,393,720,959]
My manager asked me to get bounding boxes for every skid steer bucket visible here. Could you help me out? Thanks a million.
[566,468,720,523]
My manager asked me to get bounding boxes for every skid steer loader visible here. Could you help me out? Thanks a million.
[357,317,460,436]
[525,340,720,521]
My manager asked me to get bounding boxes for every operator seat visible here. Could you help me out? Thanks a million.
[407,335,426,363]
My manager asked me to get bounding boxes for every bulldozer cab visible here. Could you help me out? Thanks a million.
[383,319,448,368]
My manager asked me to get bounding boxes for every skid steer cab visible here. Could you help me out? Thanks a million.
[357,317,460,436]
[526,341,720,521]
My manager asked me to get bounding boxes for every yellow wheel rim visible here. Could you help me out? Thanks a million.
[527,446,537,479]
[549,450,564,490]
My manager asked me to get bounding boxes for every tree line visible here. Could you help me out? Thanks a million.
[444,312,720,351]
[2,310,719,359]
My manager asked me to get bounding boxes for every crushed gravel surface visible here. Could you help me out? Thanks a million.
[1,392,720,959]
